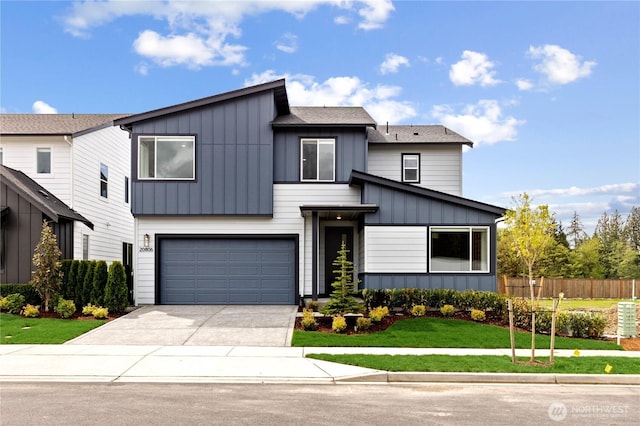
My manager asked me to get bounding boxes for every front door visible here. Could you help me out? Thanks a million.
[324,227,353,296]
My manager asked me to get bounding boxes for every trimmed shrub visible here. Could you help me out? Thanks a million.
[82,261,96,307]
[361,288,390,311]
[82,303,97,316]
[23,304,40,318]
[104,261,129,313]
[0,293,26,314]
[509,298,532,330]
[91,260,108,306]
[301,308,317,331]
[411,304,426,317]
[569,312,607,338]
[306,300,319,312]
[54,298,76,319]
[440,304,455,317]
[0,284,41,305]
[369,306,389,323]
[76,261,89,306]
[332,315,347,333]
[68,260,80,305]
[470,309,486,322]
[92,307,109,319]
[59,259,73,300]
[355,316,372,331]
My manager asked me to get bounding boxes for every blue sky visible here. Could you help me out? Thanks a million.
[1,1,638,234]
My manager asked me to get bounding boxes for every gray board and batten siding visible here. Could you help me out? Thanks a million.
[118,85,285,217]
[350,171,506,292]
[273,127,368,183]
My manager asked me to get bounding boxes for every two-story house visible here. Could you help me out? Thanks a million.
[0,114,135,283]
[114,79,505,306]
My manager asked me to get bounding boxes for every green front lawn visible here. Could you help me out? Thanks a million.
[0,313,105,344]
[292,317,622,350]
[308,354,640,374]
[537,298,639,310]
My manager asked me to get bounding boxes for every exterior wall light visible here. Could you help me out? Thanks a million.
[143,233,150,248]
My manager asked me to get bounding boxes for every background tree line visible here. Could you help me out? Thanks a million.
[499,206,640,279]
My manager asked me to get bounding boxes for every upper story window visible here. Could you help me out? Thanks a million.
[124,176,129,204]
[0,147,3,165]
[429,227,489,273]
[402,153,420,183]
[100,163,108,198]
[36,147,51,174]
[138,136,195,180]
[301,138,335,182]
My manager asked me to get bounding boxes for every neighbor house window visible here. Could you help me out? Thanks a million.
[0,147,3,165]
[301,138,335,181]
[402,153,420,182]
[37,147,51,174]
[82,235,89,260]
[124,176,129,204]
[138,136,195,180]
[429,227,489,272]
[100,163,108,198]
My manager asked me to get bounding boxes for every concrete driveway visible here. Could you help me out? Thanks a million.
[65,305,299,346]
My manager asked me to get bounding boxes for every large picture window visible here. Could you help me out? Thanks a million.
[301,138,335,181]
[429,227,489,272]
[138,136,195,180]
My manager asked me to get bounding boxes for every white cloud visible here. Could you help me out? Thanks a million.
[449,50,501,87]
[431,100,524,145]
[275,33,298,54]
[528,44,596,85]
[62,1,394,70]
[501,182,639,199]
[32,100,57,114]
[516,79,533,91]
[245,70,417,124]
[380,53,409,75]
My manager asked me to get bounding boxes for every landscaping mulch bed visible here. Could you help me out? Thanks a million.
[32,310,126,322]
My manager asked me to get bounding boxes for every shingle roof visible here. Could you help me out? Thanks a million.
[0,165,93,229]
[368,125,473,146]
[0,114,129,135]
[273,106,377,127]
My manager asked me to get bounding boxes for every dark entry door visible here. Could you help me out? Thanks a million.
[324,227,353,296]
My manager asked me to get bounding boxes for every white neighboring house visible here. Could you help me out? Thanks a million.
[0,114,134,268]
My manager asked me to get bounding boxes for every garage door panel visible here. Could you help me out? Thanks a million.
[160,238,296,305]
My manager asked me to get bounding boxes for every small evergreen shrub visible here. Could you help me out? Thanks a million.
[568,312,607,338]
[29,220,63,312]
[332,315,347,333]
[306,300,319,312]
[369,306,389,322]
[0,293,26,314]
[470,309,486,322]
[0,284,41,305]
[509,298,532,329]
[82,303,97,316]
[301,308,317,331]
[104,261,129,313]
[92,307,109,319]
[440,304,455,317]
[23,304,40,318]
[54,298,76,319]
[59,259,74,300]
[91,260,108,306]
[411,304,426,317]
[82,261,96,307]
[355,316,372,331]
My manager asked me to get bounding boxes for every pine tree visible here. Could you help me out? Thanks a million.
[30,220,62,312]
[319,241,363,316]
[567,211,587,249]
[624,206,640,251]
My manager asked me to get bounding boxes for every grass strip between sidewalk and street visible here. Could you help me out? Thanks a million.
[0,313,105,344]
[307,353,640,374]
[292,317,622,350]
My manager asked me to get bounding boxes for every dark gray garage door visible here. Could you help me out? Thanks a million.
[160,238,296,305]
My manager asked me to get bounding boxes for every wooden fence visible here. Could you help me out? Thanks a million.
[498,277,638,299]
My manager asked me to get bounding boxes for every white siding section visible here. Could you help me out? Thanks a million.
[367,144,463,196]
[134,184,361,305]
[0,136,73,203]
[72,126,134,262]
[364,226,427,273]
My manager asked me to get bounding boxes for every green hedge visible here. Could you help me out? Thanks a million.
[0,284,41,305]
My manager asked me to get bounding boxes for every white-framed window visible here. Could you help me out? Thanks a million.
[402,153,420,183]
[36,147,51,174]
[301,138,335,181]
[138,135,195,180]
[82,234,89,260]
[429,226,489,273]
[100,163,108,198]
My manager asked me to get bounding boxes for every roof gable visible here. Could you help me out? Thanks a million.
[0,165,93,228]
[115,79,289,129]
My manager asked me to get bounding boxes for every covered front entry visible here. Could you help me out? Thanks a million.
[158,237,297,305]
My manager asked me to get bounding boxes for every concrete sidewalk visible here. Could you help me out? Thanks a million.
[1,344,638,385]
